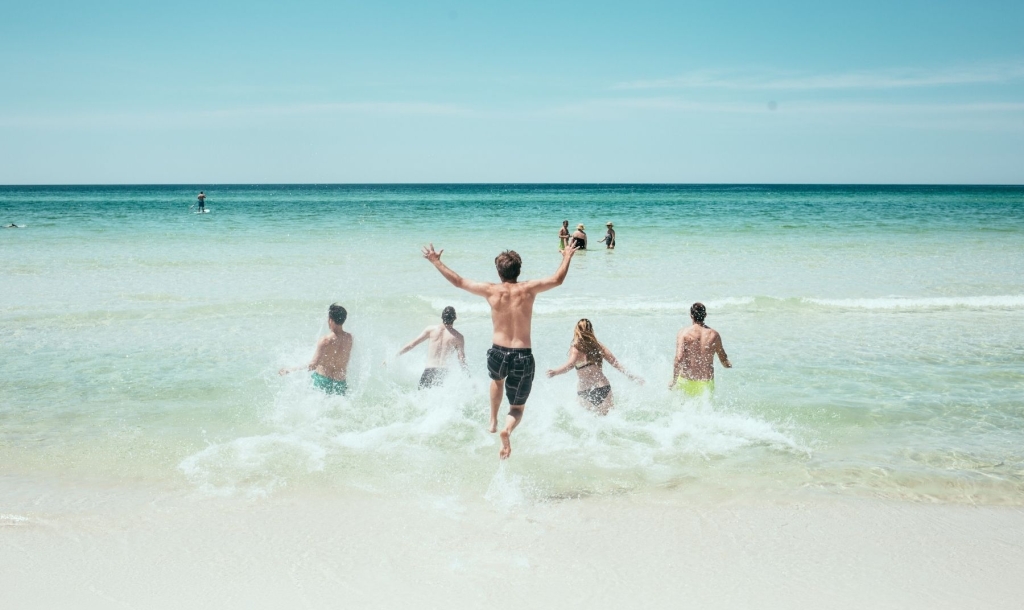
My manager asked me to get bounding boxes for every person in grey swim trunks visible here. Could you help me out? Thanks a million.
[394,306,468,389]
[422,241,579,459]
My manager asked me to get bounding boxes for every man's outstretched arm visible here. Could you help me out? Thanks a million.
[526,243,578,293]
[422,244,491,297]
[397,327,431,357]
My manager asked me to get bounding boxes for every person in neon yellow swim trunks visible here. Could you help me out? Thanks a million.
[675,377,715,396]
[280,303,353,395]
[558,220,570,251]
[670,302,731,395]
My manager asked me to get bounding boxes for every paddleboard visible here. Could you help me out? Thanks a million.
[194,209,211,214]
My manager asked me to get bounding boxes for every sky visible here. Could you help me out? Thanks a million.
[1,0,1023,184]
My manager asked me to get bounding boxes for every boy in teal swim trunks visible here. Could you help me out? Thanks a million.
[670,302,731,396]
[279,303,353,395]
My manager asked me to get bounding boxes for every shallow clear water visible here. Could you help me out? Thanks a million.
[2,184,1023,503]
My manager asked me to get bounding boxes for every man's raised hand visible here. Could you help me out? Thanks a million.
[422,243,444,263]
[563,242,579,257]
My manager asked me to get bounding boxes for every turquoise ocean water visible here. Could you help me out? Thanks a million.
[2,185,1023,504]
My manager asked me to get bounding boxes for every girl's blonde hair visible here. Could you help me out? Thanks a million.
[572,319,603,366]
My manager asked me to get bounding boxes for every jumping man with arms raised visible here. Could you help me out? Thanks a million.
[422,242,579,459]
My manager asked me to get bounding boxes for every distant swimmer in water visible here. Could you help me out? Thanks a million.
[670,302,731,395]
[547,319,643,415]
[422,241,579,459]
[197,191,206,212]
[3,223,20,228]
[394,306,468,389]
[279,303,353,395]
[597,221,616,249]
[558,220,570,251]
[571,224,587,249]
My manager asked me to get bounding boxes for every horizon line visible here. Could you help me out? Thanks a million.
[2,182,1023,188]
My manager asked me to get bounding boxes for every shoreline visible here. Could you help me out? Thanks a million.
[3,477,1023,609]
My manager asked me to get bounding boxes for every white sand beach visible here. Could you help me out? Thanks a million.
[3,477,1023,610]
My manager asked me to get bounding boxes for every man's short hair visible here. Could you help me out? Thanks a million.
[441,306,456,325]
[329,303,348,325]
[495,250,522,282]
[690,302,706,323]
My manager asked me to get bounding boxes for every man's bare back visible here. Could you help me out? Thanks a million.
[677,325,726,380]
[420,324,465,367]
[312,330,353,380]
[672,303,731,388]
[483,281,539,348]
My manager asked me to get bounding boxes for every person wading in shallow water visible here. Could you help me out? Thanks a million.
[558,220,570,251]
[598,221,616,249]
[393,306,468,389]
[571,224,587,249]
[671,302,731,396]
[422,241,579,459]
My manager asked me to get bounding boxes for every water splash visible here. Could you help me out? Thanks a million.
[484,462,531,510]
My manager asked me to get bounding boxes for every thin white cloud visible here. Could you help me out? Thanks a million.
[616,63,1024,91]
[534,97,1024,131]
[0,101,471,129]
[780,101,1024,113]
[543,97,1024,116]
[3,96,1024,132]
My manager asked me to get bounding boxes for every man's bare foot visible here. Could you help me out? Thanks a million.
[488,419,498,433]
[499,430,511,459]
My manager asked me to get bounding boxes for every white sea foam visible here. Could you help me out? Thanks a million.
[484,463,531,510]
[424,294,1024,316]
[422,295,755,316]
[178,367,805,499]
[803,294,1024,310]
[179,433,328,498]
[0,513,31,525]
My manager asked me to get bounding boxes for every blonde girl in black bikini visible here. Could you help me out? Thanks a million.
[546,319,644,415]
